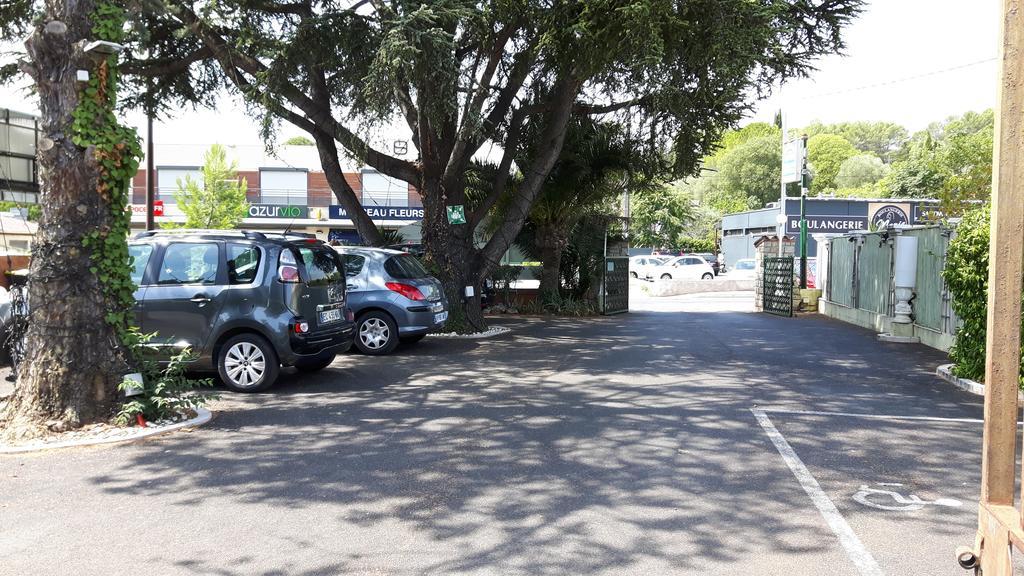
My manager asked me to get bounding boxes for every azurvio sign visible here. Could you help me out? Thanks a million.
[248,204,308,219]
[329,205,424,221]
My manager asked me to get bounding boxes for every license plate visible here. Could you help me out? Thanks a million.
[434,311,448,324]
[319,308,342,324]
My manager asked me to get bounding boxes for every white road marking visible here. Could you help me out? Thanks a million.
[756,408,1009,425]
[852,484,962,511]
[752,408,885,576]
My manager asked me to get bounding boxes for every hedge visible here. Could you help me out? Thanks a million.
[941,203,1024,388]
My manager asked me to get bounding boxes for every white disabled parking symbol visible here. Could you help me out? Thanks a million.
[853,483,962,512]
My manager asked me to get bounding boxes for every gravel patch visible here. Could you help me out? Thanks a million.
[431,326,512,339]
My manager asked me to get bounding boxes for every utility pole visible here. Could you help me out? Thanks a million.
[145,78,155,231]
[799,134,808,289]
[778,105,787,258]
[965,1,1024,574]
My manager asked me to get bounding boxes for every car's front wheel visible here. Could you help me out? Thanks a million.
[217,333,280,392]
[629,271,638,278]
[354,311,400,355]
[660,273,672,280]
[702,273,714,280]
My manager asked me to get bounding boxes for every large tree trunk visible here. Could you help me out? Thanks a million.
[1,1,127,440]
[536,224,568,303]
[419,178,486,333]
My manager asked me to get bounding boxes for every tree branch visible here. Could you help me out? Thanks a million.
[478,77,581,276]
[121,46,214,77]
[161,0,420,183]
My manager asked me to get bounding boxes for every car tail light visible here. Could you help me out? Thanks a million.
[278,249,300,283]
[294,320,309,333]
[386,282,425,301]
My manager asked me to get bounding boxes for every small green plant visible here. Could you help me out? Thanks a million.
[115,341,217,426]
[941,203,1024,389]
[521,294,598,317]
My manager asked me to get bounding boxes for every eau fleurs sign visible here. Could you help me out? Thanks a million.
[328,205,424,221]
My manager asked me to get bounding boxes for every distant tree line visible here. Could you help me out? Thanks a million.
[629,112,994,249]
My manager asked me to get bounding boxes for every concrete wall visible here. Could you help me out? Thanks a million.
[645,278,755,297]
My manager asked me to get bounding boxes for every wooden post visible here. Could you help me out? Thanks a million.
[977,1,1024,574]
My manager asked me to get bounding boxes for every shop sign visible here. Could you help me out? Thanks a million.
[868,203,910,229]
[786,216,867,234]
[329,205,424,221]
[248,204,308,219]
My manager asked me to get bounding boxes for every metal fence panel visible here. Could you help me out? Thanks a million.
[905,227,948,331]
[856,233,892,315]
[828,237,856,307]
[763,257,794,317]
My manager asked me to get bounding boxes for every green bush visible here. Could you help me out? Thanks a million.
[116,341,216,425]
[677,237,716,253]
[941,204,1024,388]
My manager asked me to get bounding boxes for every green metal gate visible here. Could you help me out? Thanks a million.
[763,256,794,317]
[601,257,629,314]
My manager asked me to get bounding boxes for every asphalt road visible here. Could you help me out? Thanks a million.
[0,290,992,575]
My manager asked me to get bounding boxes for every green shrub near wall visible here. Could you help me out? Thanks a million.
[941,204,1024,388]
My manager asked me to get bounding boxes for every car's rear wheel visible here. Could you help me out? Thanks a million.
[629,271,638,278]
[400,334,426,345]
[702,273,714,280]
[218,333,279,392]
[354,311,400,355]
[660,273,672,280]
[295,350,336,373]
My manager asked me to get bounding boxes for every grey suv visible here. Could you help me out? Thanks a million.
[129,230,355,392]
[335,247,448,355]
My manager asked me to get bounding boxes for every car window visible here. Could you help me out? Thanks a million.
[227,244,261,285]
[128,244,153,286]
[684,258,701,266]
[341,254,366,278]
[384,254,430,279]
[157,243,219,285]
[296,247,343,286]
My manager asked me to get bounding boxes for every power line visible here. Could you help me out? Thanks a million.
[795,57,998,101]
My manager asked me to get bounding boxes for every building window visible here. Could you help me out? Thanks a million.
[361,170,407,208]
[157,168,202,205]
[259,169,308,205]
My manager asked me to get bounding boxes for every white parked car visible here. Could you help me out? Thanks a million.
[629,255,667,280]
[728,258,757,280]
[649,255,716,280]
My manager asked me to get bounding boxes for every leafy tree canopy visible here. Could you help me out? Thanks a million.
[801,121,908,163]
[717,134,782,208]
[806,133,859,193]
[167,144,249,229]
[283,136,314,146]
[835,153,888,190]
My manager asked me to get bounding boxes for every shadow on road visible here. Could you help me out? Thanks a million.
[72,306,974,574]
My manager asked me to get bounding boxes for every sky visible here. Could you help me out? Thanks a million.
[0,0,1004,149]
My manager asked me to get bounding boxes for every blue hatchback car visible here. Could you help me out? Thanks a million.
[334,247,449,355]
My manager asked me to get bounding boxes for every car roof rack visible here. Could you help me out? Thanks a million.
[132,229,266,239]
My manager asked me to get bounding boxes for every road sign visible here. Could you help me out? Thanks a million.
[781,138,804,184]
[446,205,466,225]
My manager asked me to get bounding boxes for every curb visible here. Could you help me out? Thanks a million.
[431,326,512,339]
[936,364,1024,402]
[0,407,213,454]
